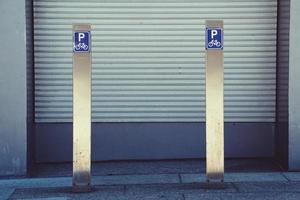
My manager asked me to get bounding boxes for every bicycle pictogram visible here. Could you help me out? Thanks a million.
[208,40,221,48]
[74,42,89,51]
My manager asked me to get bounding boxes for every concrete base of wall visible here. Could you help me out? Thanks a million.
[35,122,275,163]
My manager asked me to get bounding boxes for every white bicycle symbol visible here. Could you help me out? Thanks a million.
[74,42,89,51]
[208,40,221,48]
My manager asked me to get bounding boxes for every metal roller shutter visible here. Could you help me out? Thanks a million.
[33,0,277,123]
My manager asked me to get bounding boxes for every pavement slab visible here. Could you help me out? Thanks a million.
[125,182,236,196]
[181,172,288,183]
[0,177,71,189]
[126,183,203,196]
[15,198,70,200]
[92,174,180,186]
[9,186,125,200]
[225,172,288,182]
[185,192,300,200]
[180,174,206,183]
[9,186,183,200]
[0,188,15,200]
[283,172,300,181]
[234,181,300,192]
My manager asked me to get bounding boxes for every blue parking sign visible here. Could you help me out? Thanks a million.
[73,31,90,52]
[206,28,223,50]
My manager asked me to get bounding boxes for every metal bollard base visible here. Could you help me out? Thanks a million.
[72,184,92,193]
[205,179,225,189]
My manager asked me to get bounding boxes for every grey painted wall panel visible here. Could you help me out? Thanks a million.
[33,0,277,123]
[0,0,27,176]
[35,123,274,162]
[289,0,300,170]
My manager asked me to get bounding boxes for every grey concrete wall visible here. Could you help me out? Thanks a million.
[0,0,27,176]
[289,0,300,170]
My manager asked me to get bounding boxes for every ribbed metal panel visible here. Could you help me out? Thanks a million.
[34,0,277,122]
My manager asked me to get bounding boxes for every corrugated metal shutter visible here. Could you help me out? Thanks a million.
[34,0,277,123]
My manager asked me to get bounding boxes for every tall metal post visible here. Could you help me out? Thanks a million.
[72,24,92,192]
[205,20,224,183]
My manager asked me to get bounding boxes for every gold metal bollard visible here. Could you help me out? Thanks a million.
[205,20,224,183]
[72,24,92,192]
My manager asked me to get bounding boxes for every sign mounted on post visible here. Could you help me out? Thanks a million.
[206,28,223,49]
[73,31,91,52]
[72,24,92,192]
[205,20,224,184]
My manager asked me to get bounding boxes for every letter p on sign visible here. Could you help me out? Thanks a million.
[211,30,218,39]
[78,33,85,42]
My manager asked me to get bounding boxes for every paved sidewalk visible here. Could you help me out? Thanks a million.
[2,172,300,200]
